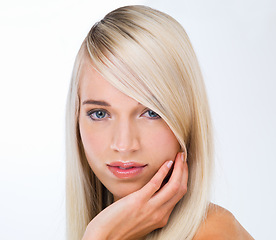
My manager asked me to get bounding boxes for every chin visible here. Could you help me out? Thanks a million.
[108,181,146,201]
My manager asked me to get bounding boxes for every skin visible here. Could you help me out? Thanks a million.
[78,55,254,240]
[78,57,181,200]
[194,204,254,240]
[78,56,188,240]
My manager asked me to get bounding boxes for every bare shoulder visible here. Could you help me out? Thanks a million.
[193,203,254,240]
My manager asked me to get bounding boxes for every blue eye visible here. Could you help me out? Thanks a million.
[143,110,161,119]
[87,110,108,120]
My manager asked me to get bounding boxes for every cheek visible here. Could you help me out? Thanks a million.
[79,119,108,164]
[145,124,180,165]
[156,131,179,150]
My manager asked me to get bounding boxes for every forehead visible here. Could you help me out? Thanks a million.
[78,56,139,106]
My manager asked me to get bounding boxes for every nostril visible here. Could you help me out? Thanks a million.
[110,143,127,152]
[110,142,139,152]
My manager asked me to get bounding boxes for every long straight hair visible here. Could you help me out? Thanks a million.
[66,5,214,240]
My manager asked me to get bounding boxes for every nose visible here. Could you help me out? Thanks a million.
[110,119,140,153]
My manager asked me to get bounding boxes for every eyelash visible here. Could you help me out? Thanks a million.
[142,109,161,119]
[86,109,161,121]
[87,109,110,121]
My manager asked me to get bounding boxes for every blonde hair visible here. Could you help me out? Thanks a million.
[66,5,214,240]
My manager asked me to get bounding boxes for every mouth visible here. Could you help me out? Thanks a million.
[107,161,147,179]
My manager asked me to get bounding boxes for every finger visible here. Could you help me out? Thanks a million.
[163,159,188,209]
[151,152,187,204]
[139,160,174,200]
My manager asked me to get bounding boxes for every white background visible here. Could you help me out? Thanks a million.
[0,0,275,239]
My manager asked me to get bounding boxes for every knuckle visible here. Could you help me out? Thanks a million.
[158,216,169,228]
[151,210,169,228]
[150,178,160,190]
[171,180,181,192]
[153,212,162,222]
[152,212,163,226]
[179,184,187,195]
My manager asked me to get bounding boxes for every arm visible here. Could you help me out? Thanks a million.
[82,152,188,240]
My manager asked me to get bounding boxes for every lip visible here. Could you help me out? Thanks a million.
[107,161,147,179]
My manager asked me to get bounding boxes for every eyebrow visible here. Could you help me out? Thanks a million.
[82,99,111,106]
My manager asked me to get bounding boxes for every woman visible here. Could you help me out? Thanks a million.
[66,5,253,240]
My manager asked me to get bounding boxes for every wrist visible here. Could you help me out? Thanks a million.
[82,223,109,240]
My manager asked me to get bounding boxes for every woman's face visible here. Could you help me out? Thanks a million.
[78,57,180,200]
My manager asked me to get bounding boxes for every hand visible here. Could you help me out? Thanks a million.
[82,152,188,240]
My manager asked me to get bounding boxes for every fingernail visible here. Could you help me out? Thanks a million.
[181,152,185,162]
[167,160,173,168]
